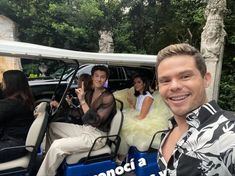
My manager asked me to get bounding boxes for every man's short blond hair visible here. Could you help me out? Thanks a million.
[156,43,207,79]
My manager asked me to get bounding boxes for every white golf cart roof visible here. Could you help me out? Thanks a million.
[0,40,156,67]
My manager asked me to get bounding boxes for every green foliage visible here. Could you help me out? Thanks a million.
[22,62,40,77]
[0,0,104,51]
[219,74,235,111]
[114,0,206,54]
[21,59,66,78]
[218,0,235,111]
[113,18,138,53]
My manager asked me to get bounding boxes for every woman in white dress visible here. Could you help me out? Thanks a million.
[117,74,154,162]
[127,74,154,119]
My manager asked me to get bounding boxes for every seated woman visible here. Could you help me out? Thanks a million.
[127,74,154,119]
[50,73,93,125]
[0,70,34,163]
[117,74,154,161]
[37,65,116,176]
[0,85,3,99]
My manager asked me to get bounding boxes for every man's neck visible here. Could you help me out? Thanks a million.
[94,87,104,92]
[174,115,189,132]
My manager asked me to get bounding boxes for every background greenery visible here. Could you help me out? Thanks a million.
[0,0,234,111]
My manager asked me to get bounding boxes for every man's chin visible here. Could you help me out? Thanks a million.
[170,108,190,118]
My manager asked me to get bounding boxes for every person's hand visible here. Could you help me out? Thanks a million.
[50,100,59,108]
[65,95,73,106]
[135,115,144,120]
[75,81,85,101]
[127,91,135,109]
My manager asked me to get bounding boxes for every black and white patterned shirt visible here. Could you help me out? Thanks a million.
[158,100,235,176]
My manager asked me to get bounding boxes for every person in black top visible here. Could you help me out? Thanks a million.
[37,65,116,176]
[50,73,93,125]
[0,83,3,99]
[0,70,34,163]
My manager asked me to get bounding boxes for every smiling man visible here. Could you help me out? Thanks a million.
[156,43,235,175]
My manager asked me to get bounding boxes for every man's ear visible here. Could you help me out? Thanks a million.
[204,72,212,88]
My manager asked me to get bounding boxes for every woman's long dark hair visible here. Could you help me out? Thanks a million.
[133,74,151,97]
[2,70,34,110]
[77,73,93,92]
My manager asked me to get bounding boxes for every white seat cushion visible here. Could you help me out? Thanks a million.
[66,145,111,164]
[0,154,30,170]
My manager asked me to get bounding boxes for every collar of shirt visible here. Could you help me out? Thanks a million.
[160,100,222,153]
[158,100,222,171]
[167,100,221,130]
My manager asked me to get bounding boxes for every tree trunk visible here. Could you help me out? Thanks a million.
[200,0,227,101]
[98,30,114,53]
